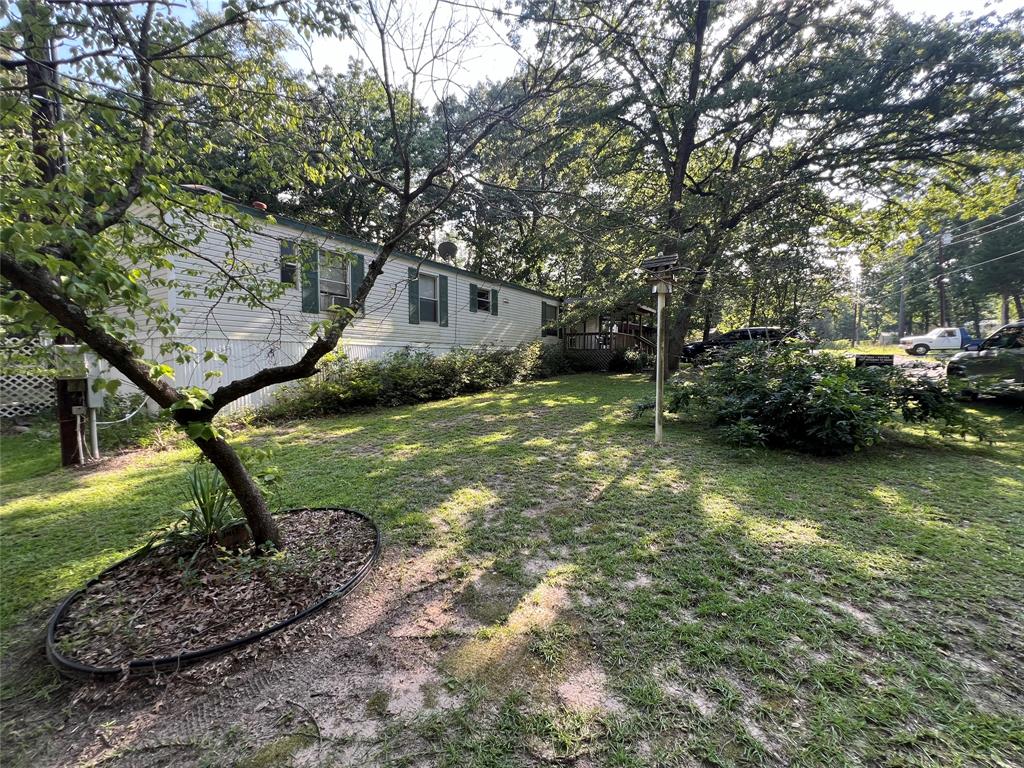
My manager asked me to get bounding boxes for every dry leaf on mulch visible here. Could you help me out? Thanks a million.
[53,508,376,668]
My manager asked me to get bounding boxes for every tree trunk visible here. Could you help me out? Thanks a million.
[195,435,281,548]
[1014,294,1023,320]
[969,298,981,338]
[935,238,948,327]
[666,248,717,369]
[657,0,712,372]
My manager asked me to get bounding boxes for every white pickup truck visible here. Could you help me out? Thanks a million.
[899,327,973,356]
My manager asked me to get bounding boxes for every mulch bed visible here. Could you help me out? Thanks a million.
[52,508,377,669]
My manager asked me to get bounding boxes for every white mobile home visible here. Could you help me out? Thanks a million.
[125,202,562,411]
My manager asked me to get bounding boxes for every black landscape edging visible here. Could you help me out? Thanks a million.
[46,507,382,682]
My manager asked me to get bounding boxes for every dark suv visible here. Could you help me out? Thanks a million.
[946,320,1024,400]
[680,327,811,363]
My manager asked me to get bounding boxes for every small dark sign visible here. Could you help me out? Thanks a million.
[855,354,894,368]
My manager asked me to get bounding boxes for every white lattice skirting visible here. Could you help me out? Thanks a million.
[0,374,55,418]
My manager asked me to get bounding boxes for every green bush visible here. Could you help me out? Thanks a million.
[819,339,852,351]
[607,347,653,373]
[632,345,989,455]
[265,342,572,419]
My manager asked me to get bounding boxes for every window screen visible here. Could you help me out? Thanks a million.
[319,251,349,310]
[420,274,438,323]
[542,303,559,336]
[475,288,491,313]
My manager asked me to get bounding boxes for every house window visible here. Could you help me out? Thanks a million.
[319,251,349,310]
[420,274,438,323]
[475,288,491,313]
[542,302,559,336]
[281,260,297,285]
[280,241,297,284]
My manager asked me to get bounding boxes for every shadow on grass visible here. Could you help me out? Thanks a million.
[2,373,1022,767]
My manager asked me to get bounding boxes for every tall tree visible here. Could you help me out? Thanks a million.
[517,0,1024,353]
[1,0,564,547]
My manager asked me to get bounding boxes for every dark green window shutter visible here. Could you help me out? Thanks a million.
[469,282,478,313]
[351,252,365,297]
[280,240,296,284]
[408,267,420,324]
[490,288,499,316]
[438,274,449,327]
[301,246,319,313]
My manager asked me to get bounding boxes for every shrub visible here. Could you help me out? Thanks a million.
[532,344,574,378]
[265,342,573,419]
[819,339,852,351]
[632,345,989,455]
[607,347,653,373]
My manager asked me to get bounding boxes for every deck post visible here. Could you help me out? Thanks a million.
[654,280,671,445]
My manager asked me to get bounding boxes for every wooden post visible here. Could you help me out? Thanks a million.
[654,281,670,445]
[53,335,83,467]
[897,270,906,340]
[936,231,950,327]
[55,378,82,467]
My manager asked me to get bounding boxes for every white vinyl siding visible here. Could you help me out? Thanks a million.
[120,213,558,411]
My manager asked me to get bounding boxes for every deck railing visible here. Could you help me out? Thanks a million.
[565,332,655,352]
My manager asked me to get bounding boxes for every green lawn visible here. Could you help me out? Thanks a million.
[2,374,1022,767]
[0,430,59,488]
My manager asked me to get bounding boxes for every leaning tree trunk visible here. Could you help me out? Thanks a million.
[193,435,281,548]
[666,243,720,370]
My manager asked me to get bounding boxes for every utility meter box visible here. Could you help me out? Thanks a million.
[52,344,88,380]
[51,344,106,409]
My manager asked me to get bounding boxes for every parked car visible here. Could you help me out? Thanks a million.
[945,320,1024,400]
[899,326,973,356]
[680,327,812,363]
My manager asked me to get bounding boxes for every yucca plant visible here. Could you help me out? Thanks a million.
[176,463,246,543]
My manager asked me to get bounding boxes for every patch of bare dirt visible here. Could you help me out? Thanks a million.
[820,597,883,636]
[661,678,717,717]
[5,545,466,768]
[557,664,623,714]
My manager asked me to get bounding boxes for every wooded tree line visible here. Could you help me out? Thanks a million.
[857,190,1024,340]
[164,0,1024,343]
[2,0,1022,543]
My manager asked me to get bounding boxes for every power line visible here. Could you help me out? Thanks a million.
[896,210,1023,274]
[872,245,1024,307]
[940,197,1024,238]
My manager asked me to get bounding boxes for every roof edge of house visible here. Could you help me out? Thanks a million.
[233,201,562,303]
